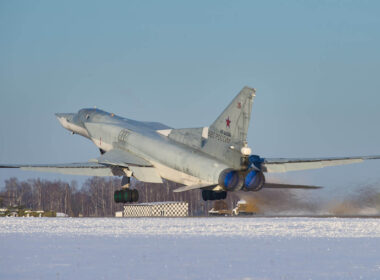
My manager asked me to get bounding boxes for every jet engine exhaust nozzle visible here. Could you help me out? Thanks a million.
[243,170,265,191]
[218,169,244,191]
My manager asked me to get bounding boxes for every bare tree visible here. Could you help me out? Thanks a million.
[1,176,229,217]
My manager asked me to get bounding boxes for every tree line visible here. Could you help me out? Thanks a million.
[0,177,239,217]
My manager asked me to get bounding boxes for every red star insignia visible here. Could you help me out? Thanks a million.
[226,117,231,128]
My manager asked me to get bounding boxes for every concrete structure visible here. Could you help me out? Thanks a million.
[123,201,188,217]
[115,211,123,218]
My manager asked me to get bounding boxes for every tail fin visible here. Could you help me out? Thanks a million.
[209,86,256,146]
[157,87,256,168]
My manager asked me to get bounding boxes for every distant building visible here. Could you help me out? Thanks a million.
[56,212,69,217]
[24,210,45,217]
[0,208,58,217]
[123,201,188,217]
[8,211,18,217]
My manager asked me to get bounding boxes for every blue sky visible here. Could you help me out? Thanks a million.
[1,0,380,195]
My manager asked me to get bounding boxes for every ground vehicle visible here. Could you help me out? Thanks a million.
[232,200,259,215]
[208,201,232,216]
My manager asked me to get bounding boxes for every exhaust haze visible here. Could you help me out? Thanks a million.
[237,182,380,216]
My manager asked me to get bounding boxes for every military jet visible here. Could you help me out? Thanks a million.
[1,87,379,203]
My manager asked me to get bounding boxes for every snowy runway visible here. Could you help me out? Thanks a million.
[1,217,380,279]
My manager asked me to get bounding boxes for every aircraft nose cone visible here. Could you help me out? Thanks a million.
[55,113,74,121]
[55,113,75,128]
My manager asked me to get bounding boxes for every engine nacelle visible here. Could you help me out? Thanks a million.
[243,170,265,191]
[218,169,244,191]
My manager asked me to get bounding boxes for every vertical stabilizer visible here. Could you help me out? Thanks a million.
[209,87,256,146]
[157,87,256,168]
[200,87,256,168]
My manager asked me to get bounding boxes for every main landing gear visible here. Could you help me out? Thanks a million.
[202,190,227,201]
[114,176,139,203]
[114,189,139,203]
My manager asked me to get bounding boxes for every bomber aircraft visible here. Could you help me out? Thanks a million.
[1,87,379,203]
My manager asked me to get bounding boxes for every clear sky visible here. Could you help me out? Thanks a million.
[1,0,380,196]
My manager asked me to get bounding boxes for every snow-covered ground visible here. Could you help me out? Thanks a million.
[1,217,380,280]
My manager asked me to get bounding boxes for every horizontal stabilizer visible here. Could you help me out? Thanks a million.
[173,184,217,193]
[263,183,322,190]
[262,155,380,173]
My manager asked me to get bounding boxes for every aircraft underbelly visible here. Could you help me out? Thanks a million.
[124,132,228,185]
[92,137,113,152]
[150,160,211,186]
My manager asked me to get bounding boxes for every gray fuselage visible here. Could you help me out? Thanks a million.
[56,108,231,185]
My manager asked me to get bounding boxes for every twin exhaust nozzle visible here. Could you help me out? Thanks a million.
[218,168,265,192]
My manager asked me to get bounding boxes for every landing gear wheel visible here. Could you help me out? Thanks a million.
[131,189,139,202]
[114,189,139,203]
[202,190,227,201]
[202,190,209,201]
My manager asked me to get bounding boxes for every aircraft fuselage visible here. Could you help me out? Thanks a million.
[56,108,230,186]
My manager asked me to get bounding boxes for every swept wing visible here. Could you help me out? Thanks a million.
[0,162,113,176]
[0,149,163,183]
